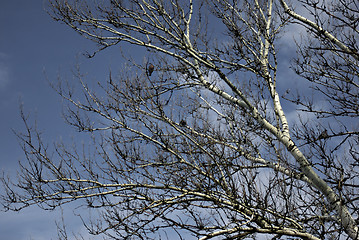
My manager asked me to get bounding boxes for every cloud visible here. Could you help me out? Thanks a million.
[0,53,10,89]
[0,65,10,89]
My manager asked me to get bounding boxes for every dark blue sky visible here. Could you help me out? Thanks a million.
[0,1,306,239]
[0,1,124,239]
